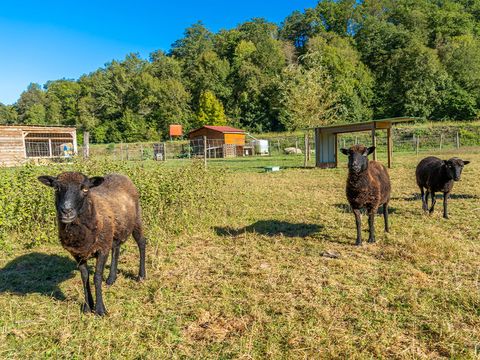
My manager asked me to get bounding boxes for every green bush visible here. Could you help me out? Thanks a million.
[0,159,225,249]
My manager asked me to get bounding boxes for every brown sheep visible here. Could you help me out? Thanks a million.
[38,172,146,316]
[416,156,470,219]
[340,145,391,245]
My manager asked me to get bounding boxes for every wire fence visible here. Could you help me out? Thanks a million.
[71,128,480,170]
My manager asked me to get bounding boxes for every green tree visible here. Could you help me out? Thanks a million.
[0,103,18,124]
[16,83,46,124]
[305,34,374,122]
[197,90,227,126]
[280,64,338,130]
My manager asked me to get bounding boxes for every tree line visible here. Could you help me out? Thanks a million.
[1,0,480,143]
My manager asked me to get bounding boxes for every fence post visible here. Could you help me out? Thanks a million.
[83,130,90,159]
[140,144,143,160]
[203,136,207,168]
[415,136,419,155]
[163,142,167,161]
[306,132,310,161]
[440,133,443,150]
[456,131,460,148]
[304,133,308,168]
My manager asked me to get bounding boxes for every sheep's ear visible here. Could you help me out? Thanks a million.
[88,176,104,188]
[463,160,470,165]
[364,146,375,156]
[340,148,349,155]
[38,175,57,187]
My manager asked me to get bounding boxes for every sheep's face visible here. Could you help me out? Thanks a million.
[340,145,375,174]
[444,158,470,181]
[38,172,104,224]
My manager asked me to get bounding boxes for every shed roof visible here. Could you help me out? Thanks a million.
[189,125,245,135]
[314,117,417,134]
[0,124,77,132]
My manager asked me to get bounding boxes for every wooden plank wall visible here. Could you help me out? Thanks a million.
[0,127,25,167]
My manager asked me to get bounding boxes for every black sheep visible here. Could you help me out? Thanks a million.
[38,172,146,316]
[415,156,470,219]
[340,145,391,245]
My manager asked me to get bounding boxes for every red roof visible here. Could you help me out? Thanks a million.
[189,125,245,134]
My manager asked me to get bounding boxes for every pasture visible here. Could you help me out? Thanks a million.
[0,148,479,358]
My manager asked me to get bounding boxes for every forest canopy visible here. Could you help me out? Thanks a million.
[2,0,480,142]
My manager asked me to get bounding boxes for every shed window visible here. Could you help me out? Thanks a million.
[24,132,73,158]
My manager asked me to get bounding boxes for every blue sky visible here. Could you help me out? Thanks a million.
[0,1,316,105]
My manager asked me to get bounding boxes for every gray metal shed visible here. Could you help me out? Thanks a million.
[314,117,416,168]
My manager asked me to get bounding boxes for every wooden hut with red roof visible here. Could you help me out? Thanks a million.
[188,125,249,158]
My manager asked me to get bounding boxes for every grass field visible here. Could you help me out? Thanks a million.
[0,148,479,358]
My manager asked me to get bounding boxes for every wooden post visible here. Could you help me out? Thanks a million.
[416,136,419,155]
[343,138,346,149]
[355,136,358,145]
[387,127,392,168]
[304,133,308,168]
[277,139,280,154]
[440,133,443,150]
[371,125,377,161]
[83,130,90,159]
[48,138,53,158]
[126,144,129,161]
[203,136,207,168]
[456,131,460,148]
[334,133,338,168]
[306,132,310,161]
[140,144,143,160]
[163,142,167,161]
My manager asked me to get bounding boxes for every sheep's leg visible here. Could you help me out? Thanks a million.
[93,252,108,316]
[443,192,450,219]
[368,210,376,243]
[383,203,389,233]
[424,190,430,212]
[78,261,94,313]
[133,227,146,281]
[420,187,428,212]
[106,244,120,286]
[429,191,436,213]
[353,209,362,246]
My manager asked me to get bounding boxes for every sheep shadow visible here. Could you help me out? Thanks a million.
[0,252,76,300]
[334,203,398,214]
[394,193,479,201]
[214,220,323,238]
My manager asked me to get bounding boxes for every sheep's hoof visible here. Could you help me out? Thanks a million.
[355,240,362,246]
[81,303,93,314]
[368,238,376,243]
[94,307,107,317]
[137,275,146,282]
[105,276,116,286]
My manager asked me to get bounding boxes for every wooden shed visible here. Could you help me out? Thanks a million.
[314,118,415,169]
[0,125,77,167]
[188,125,247,158]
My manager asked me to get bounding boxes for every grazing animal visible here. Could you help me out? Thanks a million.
[38,172,146,316]
[415,156,470,219]
[340,145,391,245]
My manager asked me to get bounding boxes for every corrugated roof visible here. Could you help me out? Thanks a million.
[189,125,245,134]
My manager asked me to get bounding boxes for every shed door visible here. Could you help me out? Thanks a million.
[315,130,336,168]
